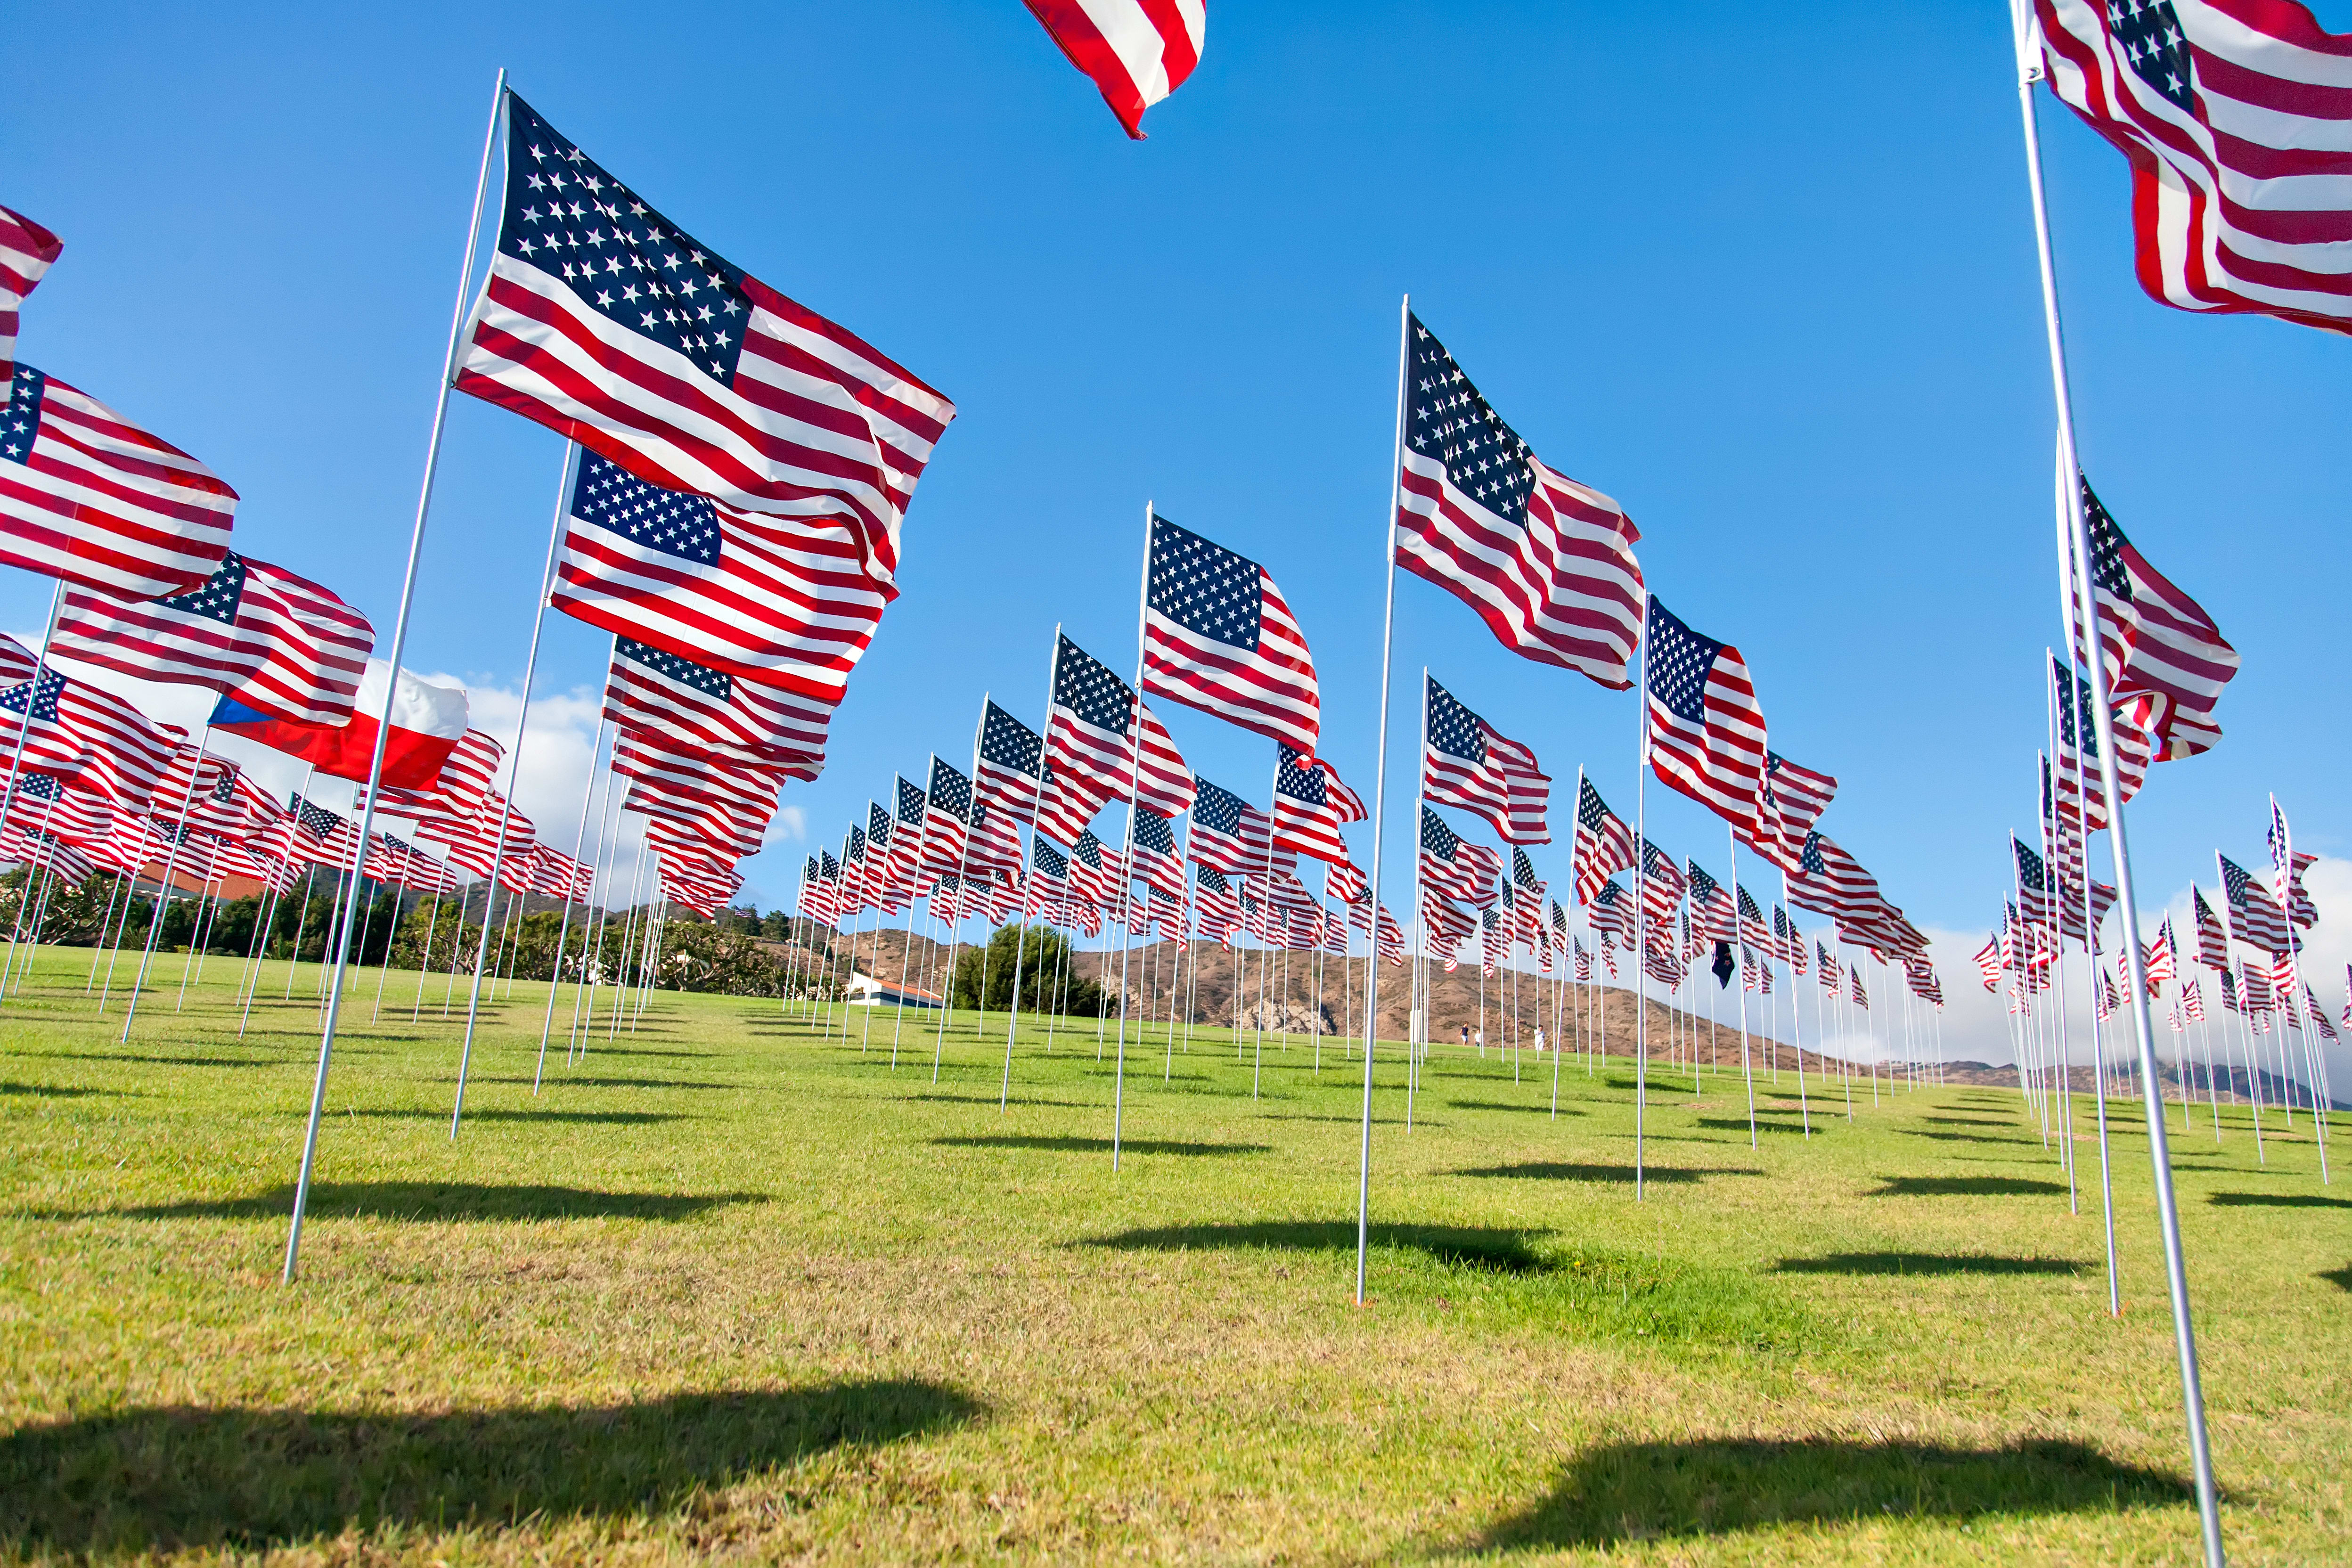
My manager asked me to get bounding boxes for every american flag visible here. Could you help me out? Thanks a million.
[2192,883,2229,969]
[811,850,844,929]
[2218,964,2240,1015]
[1421,677,1550,844]
[1756,751,1838,871]
[1574,937,1592,984]
[1395,313,1644,688]
[920,758,973,882]
[797,855,827,925]
[1644,596,1770,843]
[289,793,363,872]
[1326,857,1369,905]
[2097,966,2120,1023]
[1905,959,1941,1006]
[1636,837,1684,930]
[2218,851,2292,956]
[2014,835,2056,927]
[1039,633,1193,844]
[1778,905,1805,971]
[527,843,591,902]
[1420,806,1499,907]
[0,364,237,600]
[1642,941,1684,988]
[2267,799,2319,930]
[659,853,742,918]
[2185,975,2207,1023]
[1511,848,1545,950]
[1067,829,1121,907]
[975,700,1045,817]
[1143,515,1319,754]
[2146,919,2178,992]
[1816,943,1842,996]
[0,206,61,382]
[890,775,927,891]
[1029,837,1071,899]
[1587,880,1627,942]
[457,94,954,594]
[149,748,243,837]
[1130,807,1186,899]
[555,451,891,702]
[1849,964,1869,1011]
[2051,657,2148,834]
[0,648,181,812]
[963,798,1024,878]
[1787,831,1918,956]
[2032,0,2352,335]
[1686,860,1736,942]
[361,727,506,827]
[1271,743,1364,864]
[428,793,539,882]
[1422,890,1475,965]
[1736,885,1771,952]
[866,800,911,915]
[1022,0,1205,139]
[1189,775,1293,878]
[55,553,373,727]
[603,636,830,778]
[1571,776,1634,905]
[1,825,98,888]
[2066,480,2240,762]
[1975,934,2003,990]
[1480,906,1504,977]
[1192,865,1242,945]
[612,736,780,843]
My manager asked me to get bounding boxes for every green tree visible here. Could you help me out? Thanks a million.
[949,923,1103,1016]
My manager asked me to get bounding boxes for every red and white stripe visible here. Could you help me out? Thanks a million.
[1143,520,1320,756]
[1643,599,1771,845]
[1,206,62,381]
[2034,0,2352,335]
[55,554,372,726]
[1021,0,1205,139]
[1755,751,1837,870]
[0,368,237,599]
[0,640,183,811]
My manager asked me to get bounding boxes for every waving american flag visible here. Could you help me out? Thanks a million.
[1022,0,1205,139]
[1643,596,1770,844]
[1271,743,1364,865]
[1143,515,1319,755]
[602,636,830,779]
[1395,313,1644,688]
[1421,676,1550,845]
[457,94,954,593]
[1,206,61,382]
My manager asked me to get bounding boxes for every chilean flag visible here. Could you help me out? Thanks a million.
[211,661,466,791]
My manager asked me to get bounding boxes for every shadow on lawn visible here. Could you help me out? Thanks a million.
[346,1108,691,1126]
[0,1080,122,1097]
[1468,1437,2194,1550]
[1867,1175,2070,1198]
[1452,1162,1762,1185]
[1773,1252,2086,1277]
[1447,1099,1584,1116]
[933,1134,1268,1157]
[0,1381,981,1553]
[2210,1191,2352,1210]
[1089,1220,1553,1274]
[87,1182,764,1224]
[476,1076,734,1092]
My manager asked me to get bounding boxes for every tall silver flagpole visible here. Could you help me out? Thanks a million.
[0,581,65,898]
[1402,671,1432,1130]
[1728,822,1756,1147]
[118,730,214,1037]
[2272,799,2328,1181]
[1001,631,1062,1111]
[1109,503,1154,1173]
[285,67,506,1284]
[534,711,607,1093]
[2010,10,2223,1557]
[450,438,578,1135]
[1353,295,1410,1303]
[1632,593,1652,1200]
[933,716,984,1083]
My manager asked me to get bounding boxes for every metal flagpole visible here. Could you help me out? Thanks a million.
[118,728,212,1038]
[1000,633,1062,1111]
[286,66,506,1284]
[2273,799,2329,1182]
[534,714,607,1093]
[1729,823,1756,1147]
[2010,12,2223,1553]
[1780,882,1811,1136]
[934,720,983,1083]
[1632,592,1652,1200]
[1403,672,1433,1131]
[0,580,65,898]
[894,771,939,1067]
[571,781,625,1060]
[451,439,580,1136]
[1249,752,1279,1100]
[1352,292,1410,1301]
[1105,502,1155,1174]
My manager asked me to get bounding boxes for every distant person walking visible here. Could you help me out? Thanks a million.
[1533,1025,1547,1055]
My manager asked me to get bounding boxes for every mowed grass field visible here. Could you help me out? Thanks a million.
[1,945,2346,1564]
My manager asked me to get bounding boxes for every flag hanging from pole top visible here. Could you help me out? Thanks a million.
[55,553,374,727]
[1395,313,1643,687]
[0,365,237,600]
[456,92,955,593]
[1643,596,1772,846]
[1571,776,1634,905]
[0,206,62,383]
[1143,515,1319,754]
[2029,0,2352,336]
[555,452,894,700]
[2069,478,2238,761]
[1421,677,1550,844]
[1021,0,1205,139]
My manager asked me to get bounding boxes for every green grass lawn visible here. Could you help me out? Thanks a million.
[1,945,2345,1563]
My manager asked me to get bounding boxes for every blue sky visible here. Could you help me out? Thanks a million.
[9,4,2348,1070]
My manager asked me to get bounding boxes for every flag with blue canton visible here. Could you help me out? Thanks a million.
[1129,807,1186,898]
[1570,775,1635,905]
[1187,774,1290,877]
[1644,595,1771,846]
[1142,515,1320,753]
[1419,804,1498,906]
[1270,742,1364,864]
[457,91,956,595]
[601,634,831,779]
[976,700,1045,817]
